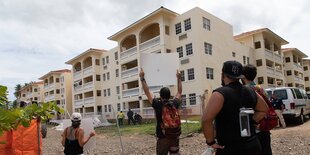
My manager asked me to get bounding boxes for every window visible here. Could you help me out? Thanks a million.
[189,93,196,105]
[232,52,236,57]
[108,105,111,112]
[115,52,118,60]
[103,74,106,81]
[186,43,193,55]
[304,66,308,71]
[247,57,250,64]
[177,47,183,58]
[287,70,292,76]
[258,77,264,84]
[181,95,186,107]
[102,58,105,65]
[117,103,121,111]
[175,23,182,35]
[123,103,126,110]
[243,56,246,65]
[184,18,191,31]
[34,88,38,92]
[56,78,60,83]
[104,89,107,97]
[107,72,110,80]
[187,68,195,80]
[165,25,169,35]
[256,59,262,66]
[306,87,310,92]
[107,88,111,96]
[106,56,109,64]
[104,105,108,112]
[287,83,293,87]
[204,42,212,55]
[95,59,100,65]
[206,67,214,79]
[203,17,211,30]
[56,89,60,94]
[116,69,119,77]
[305,77,309,81]
[116,86,120,94]
[97,90,101,96]
[285,57,290,63]
[96,75,101,81]
[180,70,185,81]
[254,41,261,49]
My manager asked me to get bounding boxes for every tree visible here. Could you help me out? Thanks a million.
[14,84,22,99]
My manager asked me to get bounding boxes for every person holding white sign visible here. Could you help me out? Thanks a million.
[61,112,96,155]
[140,68,182,155]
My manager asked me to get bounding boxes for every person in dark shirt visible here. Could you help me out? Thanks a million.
[127,109,135,125]
[271,94,286,128]
[140,68,182,155]
[201,61,268,155]
[134,113,142,125]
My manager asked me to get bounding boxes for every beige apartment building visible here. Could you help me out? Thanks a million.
[282,48,307,88]
[302,59,310,93]
[66,7,308,118]
[19,81,44,104]
[234,28,289,88]
[39,69,72,119]
[65,48,108,117]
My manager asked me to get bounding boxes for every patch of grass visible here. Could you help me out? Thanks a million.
[95,121,201,137]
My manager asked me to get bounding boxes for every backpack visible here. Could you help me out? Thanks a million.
[161,101,181,137]
[252,85,278,131]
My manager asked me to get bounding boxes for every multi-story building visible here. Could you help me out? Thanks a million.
[65,48,107,118]
[19,81,44,104]
[282,48,307,88]
[234,28,289,88]
[302,59,310,92]
[39,69,72,119]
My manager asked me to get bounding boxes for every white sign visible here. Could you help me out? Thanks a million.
[140,53,179,86]
[63,118,96,151]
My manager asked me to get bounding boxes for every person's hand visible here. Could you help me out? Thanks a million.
[89,131,96,137]
[176,70,181,79]
[139,68,145,78]
[210,143,224,149]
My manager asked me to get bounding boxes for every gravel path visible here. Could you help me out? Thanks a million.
[43,120,310,155]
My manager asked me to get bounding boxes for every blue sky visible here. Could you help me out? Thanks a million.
[0,0,309,101]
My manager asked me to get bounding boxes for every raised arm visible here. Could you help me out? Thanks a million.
[175,70,182,100]
[78,128,96,147]
[139,68,154,103]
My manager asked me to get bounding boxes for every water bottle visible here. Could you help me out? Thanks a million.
[239,108,254,137]
[201,147,215,155]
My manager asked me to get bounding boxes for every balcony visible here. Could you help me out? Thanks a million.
[122,87,139,98]
[84,97,94,105]
[74,99,84,107]
[83,66,93,75]
[49,83,55,90]
[121,67,138,79]
[120,46,137,60]
[275,69,283,77]
[139,36,160,51]
[142,107,154,118]
[83,81,93,90]
[44,85,49,89]
[74,71,82,79]
[274,53,282,62]
[293,63,303,70]
[74,85,83,92]
[265,49,273,58]
[266,66,274,75]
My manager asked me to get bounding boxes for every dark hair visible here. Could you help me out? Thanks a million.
[243,64,257,81]
[160,87,171,100]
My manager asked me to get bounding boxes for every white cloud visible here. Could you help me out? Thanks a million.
[0,0,309,100]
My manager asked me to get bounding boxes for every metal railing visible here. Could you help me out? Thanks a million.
[139,36,160,51]
[120,46,137,60]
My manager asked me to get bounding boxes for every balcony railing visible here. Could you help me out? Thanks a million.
[274,53,282,62]
[266,66,274,75]
[122,87,139,98]
[139,36,160,51]
[74,99,83,107]
[44,85,49,89]
[142,107,154,118]
[121,67,138,79]
[74,70,82,79]
[275,69,283,76]
[84,97,94,105]
[49,83,55,90]
[120,46,137,60]
[265,49,273,58]
[83,66,93,75]
[74,85,83,92]
[293,63,303,70]
[83,81,93,90]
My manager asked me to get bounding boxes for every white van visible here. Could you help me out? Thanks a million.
[265,87,310,124]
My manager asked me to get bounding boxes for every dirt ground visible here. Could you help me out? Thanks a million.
[43,120,310,155]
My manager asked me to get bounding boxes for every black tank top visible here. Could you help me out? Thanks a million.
[64,127,83,155]
[214,81,257,146]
